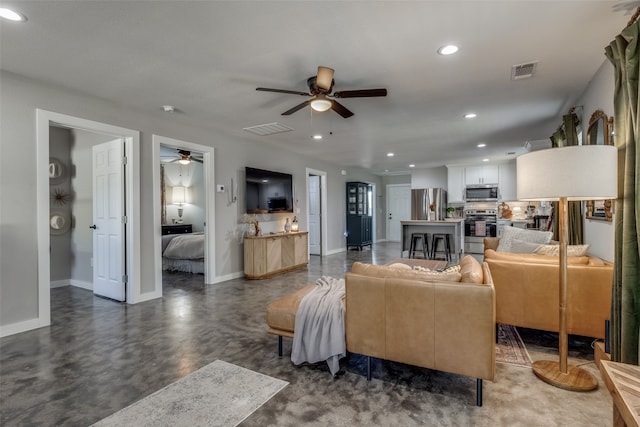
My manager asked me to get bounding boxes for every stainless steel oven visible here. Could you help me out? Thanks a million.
[464,208,497,256]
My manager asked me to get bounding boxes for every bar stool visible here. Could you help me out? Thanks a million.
[409,233,429,259]
[431,233,452,262]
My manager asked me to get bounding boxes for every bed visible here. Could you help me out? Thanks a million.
[162,232,205,274]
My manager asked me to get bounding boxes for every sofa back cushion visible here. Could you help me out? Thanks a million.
[351,262,462,282]
[484,249,591,265]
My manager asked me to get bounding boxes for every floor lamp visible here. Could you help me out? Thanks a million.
[517,145,617,391]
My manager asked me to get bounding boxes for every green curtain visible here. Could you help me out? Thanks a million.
[605,19,640,364]
[549,113,583,244]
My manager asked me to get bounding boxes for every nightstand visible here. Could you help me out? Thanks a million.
[161,224,193,235]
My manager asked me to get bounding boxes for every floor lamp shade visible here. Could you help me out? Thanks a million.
[516,145,617,391]
[517,145,617,201]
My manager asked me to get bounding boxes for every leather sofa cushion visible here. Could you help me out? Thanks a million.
[484,249,591,265]
[351,262,462,282]
[459,255,484,284]
[266,284,315,333]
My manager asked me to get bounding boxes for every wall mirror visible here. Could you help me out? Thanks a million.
[586,109,614,221]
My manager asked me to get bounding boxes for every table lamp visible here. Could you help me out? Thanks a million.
[517,144,617,391]
[173,186,186,223]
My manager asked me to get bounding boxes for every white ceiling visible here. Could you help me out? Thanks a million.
[1,1,634,175]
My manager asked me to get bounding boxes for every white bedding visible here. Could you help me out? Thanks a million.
[163,233,204,260]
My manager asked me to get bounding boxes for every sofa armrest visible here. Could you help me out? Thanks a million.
[484,237,500,252]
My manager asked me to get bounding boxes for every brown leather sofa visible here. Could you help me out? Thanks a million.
[344,257,495,406]
[266,256,496,406]
[483,237,613,339]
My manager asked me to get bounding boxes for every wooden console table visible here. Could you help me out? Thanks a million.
[600,360,640,427]
[244,231,308,279]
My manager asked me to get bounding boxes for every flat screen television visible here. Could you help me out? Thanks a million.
[245,167,293,214]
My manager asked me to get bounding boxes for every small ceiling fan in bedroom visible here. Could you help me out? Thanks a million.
[256,66,387,118]
[161,149,203,165]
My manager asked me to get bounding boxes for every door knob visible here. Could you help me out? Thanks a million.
[89,225,97,229]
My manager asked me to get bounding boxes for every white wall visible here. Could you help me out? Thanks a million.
[0,70,381,330]
[576,59,615,262]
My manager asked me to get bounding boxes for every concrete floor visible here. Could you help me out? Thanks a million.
[0,242,613,426]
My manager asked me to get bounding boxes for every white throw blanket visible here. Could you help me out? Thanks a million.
[291,276,346,376]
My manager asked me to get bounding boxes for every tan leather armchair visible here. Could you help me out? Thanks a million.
[483,237,613,339]
[345,260,495,406]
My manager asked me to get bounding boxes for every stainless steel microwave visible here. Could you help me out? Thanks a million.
[465,184,499,202]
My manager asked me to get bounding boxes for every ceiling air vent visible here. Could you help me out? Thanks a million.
[511,61,538,80]
[243,122,294,136]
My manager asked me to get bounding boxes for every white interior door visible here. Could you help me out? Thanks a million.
[308,175,321,255]
[92,139,126,301]
[387,184,411,242]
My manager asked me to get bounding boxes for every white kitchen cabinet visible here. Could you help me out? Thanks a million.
[499,161,517,201]
[446,165,465,203]
[465,165,499,185]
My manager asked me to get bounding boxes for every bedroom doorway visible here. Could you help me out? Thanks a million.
[152,135,215,289]
[306,168,328,256]
[35,110,142,333]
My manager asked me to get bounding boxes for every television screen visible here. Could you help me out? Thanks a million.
[245,167,293,213]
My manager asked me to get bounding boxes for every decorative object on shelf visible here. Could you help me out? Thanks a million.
[517,144,617,392]
[284,218,291,233]
[242,213,260,236]
[48,158,66,184]
[497,202,512,219]
[291,216,299,232]
[173,185,186,224]
[51,188,72,206]
[50,211,71,235]
[586,109,615,222]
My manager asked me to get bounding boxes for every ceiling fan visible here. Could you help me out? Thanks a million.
[161,149,203,165]
[256,66,387,118]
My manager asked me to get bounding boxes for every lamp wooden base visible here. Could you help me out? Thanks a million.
[532,360,598,391]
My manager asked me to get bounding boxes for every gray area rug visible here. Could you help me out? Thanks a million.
[91,360,288,427]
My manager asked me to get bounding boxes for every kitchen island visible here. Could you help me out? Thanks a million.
[400,219,465,261]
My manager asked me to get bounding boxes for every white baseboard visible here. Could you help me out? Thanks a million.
[0,317,49,338]
[326,247,347,256]
[70,280,92,290]
[212,271,244,284]
[50,280,70,288]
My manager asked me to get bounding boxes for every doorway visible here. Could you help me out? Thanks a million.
[35,110,143,333]
[306,168,328,256]
[152,135,215,288]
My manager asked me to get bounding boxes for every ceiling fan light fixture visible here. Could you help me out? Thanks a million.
[310,95,332,112]
[178,156,191,165]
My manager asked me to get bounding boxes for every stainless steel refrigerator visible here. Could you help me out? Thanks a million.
[411,188,448,221]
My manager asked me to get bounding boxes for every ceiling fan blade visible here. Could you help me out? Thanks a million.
[256,87,310,96]
[282,100,310,115]
[316,66,335,91]
[191,157,203,164]
[331,100,354,118]
[333,88,388,98]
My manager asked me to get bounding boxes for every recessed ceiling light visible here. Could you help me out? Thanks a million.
[162,105,175,113]
[477,143,486,148]
[438,44,459,55]
[482,158,490,162]
[0,8,27,22]
[387,152,394,157]
[312,135,323,140]
[409,164,415,168]
[464,113,477,119]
